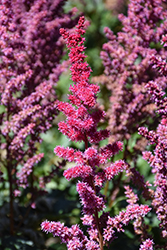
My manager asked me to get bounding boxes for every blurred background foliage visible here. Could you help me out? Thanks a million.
[0,0,161,249]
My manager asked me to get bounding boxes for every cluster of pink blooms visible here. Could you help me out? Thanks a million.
[41,16,153,249]
[151,34,167,75]
[139,80,167,239]
[0,0,78,196]
[0,0,79,237]
[93,0,167,148]
[139,239,154,250]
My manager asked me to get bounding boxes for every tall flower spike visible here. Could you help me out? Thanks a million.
[42,16,151,250]
[57,16,109,144]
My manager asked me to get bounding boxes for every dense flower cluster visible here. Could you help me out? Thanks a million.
[0,0,78,236]
[103,203,151,243]
[139,238,154,250]
[56,18,109,145]
[90,2,167,246]
[11,0,79,85]
[41,220,100,250]
[41,16,152,250]
[93,0,167,149]
[139,82,167,239]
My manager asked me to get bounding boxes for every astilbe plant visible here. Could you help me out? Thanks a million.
[11,0,79,86]
[93,0,167,150]
[91,3,167,246]
[0,0,78,245]
[41,16,152,250]
[139,38,167,243]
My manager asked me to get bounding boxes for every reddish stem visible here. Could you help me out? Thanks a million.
[84,133,103,250]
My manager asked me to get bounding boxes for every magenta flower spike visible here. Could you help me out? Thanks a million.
[41,16,152,250]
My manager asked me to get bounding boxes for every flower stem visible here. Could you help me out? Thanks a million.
[85,134,104,249]
[94,207,104,250]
